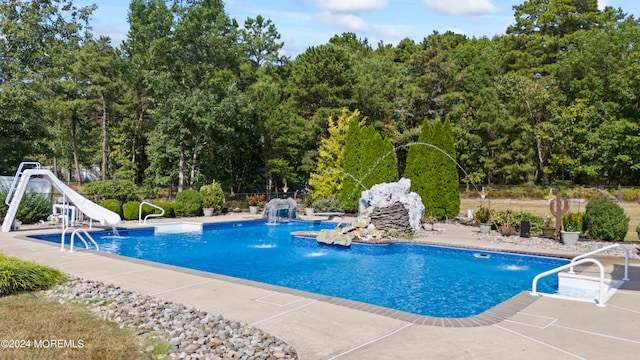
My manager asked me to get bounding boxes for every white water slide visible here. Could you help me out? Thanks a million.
[2,164,121,232]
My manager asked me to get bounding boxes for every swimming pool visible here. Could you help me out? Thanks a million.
[31,220,568,318]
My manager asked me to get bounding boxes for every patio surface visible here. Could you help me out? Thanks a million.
[1,213,639,359]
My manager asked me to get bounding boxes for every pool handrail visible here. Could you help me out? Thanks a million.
[531,257,606,307]
[60,226,76,251]
[139,201,164,224]
[69,228,99,253]
[569,244,630,281]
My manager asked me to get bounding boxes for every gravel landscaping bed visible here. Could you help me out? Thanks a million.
[45,277,297,360]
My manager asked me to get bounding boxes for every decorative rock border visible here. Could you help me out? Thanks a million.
[44,277,297,359]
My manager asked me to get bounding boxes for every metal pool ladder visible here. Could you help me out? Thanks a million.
[60,227,100,253]
[530,244,630,306]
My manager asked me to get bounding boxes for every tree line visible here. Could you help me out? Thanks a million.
[2,0,639,198]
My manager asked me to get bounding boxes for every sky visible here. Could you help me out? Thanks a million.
[74,0,640,57]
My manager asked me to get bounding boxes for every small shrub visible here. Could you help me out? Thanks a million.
[173,190,203,217]
[311,196,343,212]
[200,181,225,212]
[83,180,140,203]
[583,200,629,242]
[16,192,52,224]
[492,210,543,233]
[154,202,175,217]
[100,199,123,217]
[0,188,52,224]
[122,201,142,220]
[0,254,67,295]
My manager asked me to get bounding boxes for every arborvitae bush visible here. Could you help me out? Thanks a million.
[153,202,175,217]
[0,254,67,295]
[360,125,397,190]
[338,119,363,211]
[173,190,203,217]
[583,200,629,241]
[83,180,140,203]
[100,199,122,217]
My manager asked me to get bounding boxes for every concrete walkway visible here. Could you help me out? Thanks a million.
[2,214,640,359]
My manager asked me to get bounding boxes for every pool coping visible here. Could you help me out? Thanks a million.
[18,226,560,328]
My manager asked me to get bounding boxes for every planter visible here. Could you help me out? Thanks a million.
[560,231,580,245]
[249,206,259,214]
[305,207,314,216]
[541,227,556,238]
[479,223,492,234]
[202,208,214,217]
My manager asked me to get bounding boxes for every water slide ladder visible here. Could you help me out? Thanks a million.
[4,162,41,206]
[531,244,630,306]
[60,227,100,253]
[139,201,165,224]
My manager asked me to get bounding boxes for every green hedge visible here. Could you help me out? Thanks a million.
[153,202,175,218]
[0,254,67,295]
[173,190,203,217]
[100,199,123,217]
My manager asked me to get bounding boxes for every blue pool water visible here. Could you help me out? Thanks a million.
[31,220,568,318]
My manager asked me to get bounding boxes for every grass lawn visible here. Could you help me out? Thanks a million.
[461,198,640,241]
[0,293,168,359]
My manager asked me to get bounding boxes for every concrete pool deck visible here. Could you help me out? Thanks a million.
[2,214,640,359]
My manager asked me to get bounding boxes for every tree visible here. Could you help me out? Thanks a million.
[337,117,364,209]
[404,118,459,219]
[308,108,362,200]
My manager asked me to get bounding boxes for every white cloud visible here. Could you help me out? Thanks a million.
[423,0,498,15]
[316,0,387,13]
[315,11,370,31]
[598,0,609,11]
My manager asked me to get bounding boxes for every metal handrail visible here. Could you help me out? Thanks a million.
[139,201,165,224]
[569,244,630,281]
[531,258,606,307]
[5,161,41,205]
[69,228,99,253]
[60,226,76,251]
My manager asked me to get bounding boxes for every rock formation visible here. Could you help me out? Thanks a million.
[261,198,298,223]
[358,178,424,232]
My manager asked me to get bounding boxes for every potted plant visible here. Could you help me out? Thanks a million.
[200,180,225,216]
[473,206,493,234]
[561,212,583,245]
[541,214,555,238]
[247,194,265,214]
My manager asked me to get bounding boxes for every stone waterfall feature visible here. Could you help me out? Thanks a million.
[358,178,424,232]
[262,198,298,223]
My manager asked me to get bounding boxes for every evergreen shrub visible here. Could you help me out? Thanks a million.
[153,202,175,217]
[173,190,203,217]
[583,200,629,241]
[0,254,67,295]
[122,201,142,220]
[100,199,123,217]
